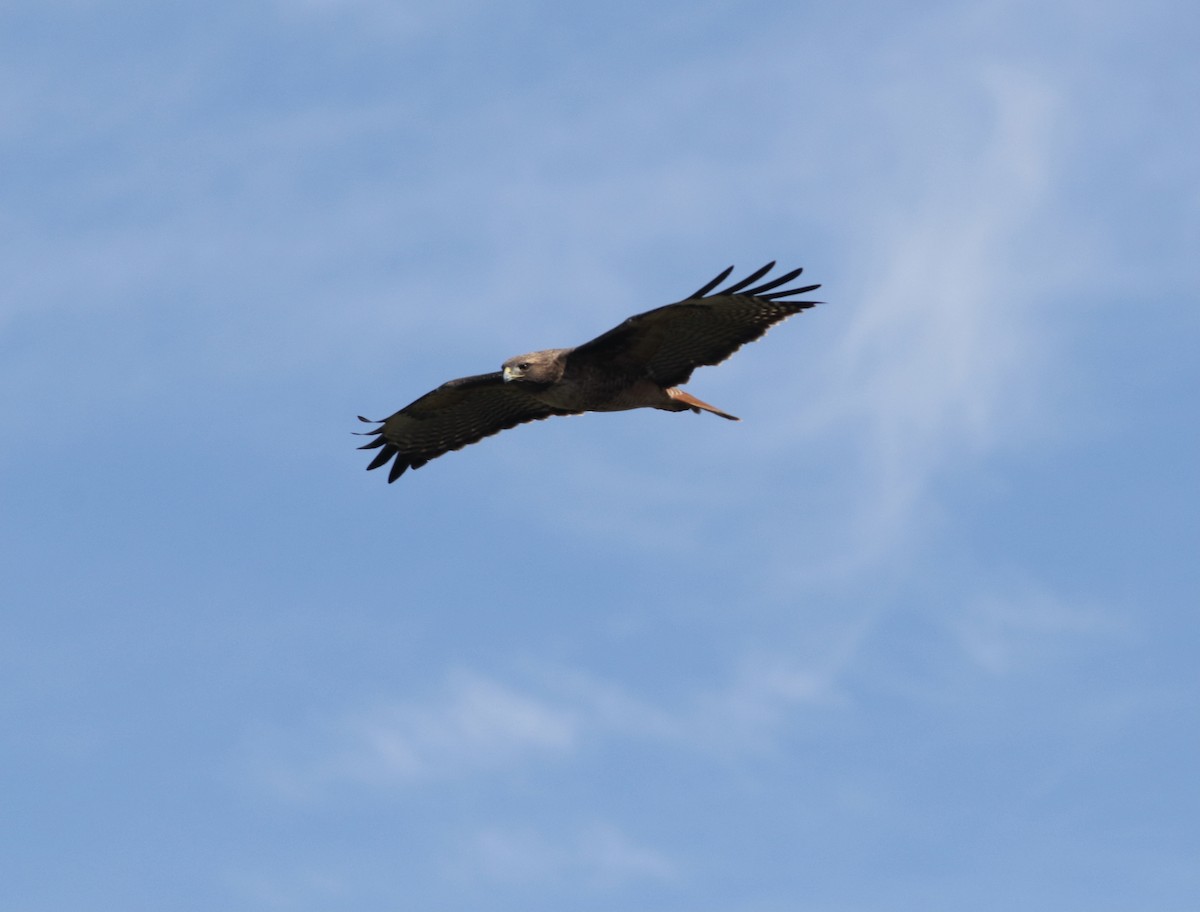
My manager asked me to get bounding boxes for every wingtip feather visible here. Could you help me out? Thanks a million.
[688,264,735,299]
[718,262,776,296]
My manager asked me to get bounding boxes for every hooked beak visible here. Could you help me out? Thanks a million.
[502,366,516,382]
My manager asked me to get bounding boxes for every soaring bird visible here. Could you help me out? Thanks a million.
[357,262,821,482]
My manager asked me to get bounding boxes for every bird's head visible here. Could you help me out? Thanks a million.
[501,349,566,386]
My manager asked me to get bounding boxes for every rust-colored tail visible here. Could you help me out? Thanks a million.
[667,387,740,421]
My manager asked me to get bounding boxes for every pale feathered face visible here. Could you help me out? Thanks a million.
[501,349,565,385]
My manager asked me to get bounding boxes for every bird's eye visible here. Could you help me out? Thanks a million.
[519,362,531,370]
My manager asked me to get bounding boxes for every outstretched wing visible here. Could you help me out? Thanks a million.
[569,262,821,387]
[357,372,573,482]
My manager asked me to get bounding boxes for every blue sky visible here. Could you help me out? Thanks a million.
[3,0,1198,909]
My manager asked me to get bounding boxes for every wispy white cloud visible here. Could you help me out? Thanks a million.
[791,66,1065,574]
[224,867,351,910]
[257,576,1115,798]
[545,649,856,755]
[337,671,576,778]
[263,671,577,796]
[261,649,856,799]
[270,0,504,40]
[466,822,678,888]
[952,586,1122,675]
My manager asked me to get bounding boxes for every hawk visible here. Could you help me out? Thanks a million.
[357,262,822,482]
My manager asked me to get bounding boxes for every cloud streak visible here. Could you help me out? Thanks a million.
[468,822,678,888]
[811,65,1063,569]
[335,672,575,778]
[261,651,857,799]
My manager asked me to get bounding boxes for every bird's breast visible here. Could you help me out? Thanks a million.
[533,368,672,413]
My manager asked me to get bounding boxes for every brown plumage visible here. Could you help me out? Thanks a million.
[357,262,822,482]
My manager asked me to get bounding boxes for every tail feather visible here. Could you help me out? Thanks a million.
[667,388,740,421]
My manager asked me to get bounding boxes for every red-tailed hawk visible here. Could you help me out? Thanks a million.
[357,262,822,481]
